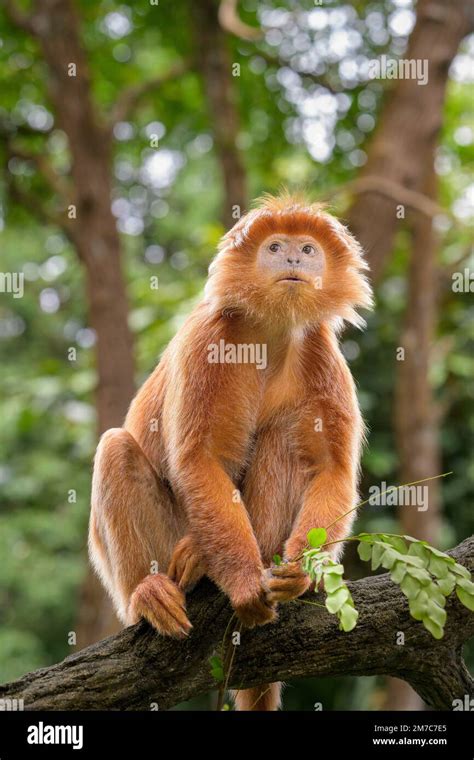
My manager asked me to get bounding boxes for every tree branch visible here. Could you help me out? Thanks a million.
[108,60,192,127]
[256,50,340,94]
[0,538,472,711]
[218,0,263,41]
[346,0,474,283]
[326,175,450,220]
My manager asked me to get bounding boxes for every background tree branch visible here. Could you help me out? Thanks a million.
[346,0,473,282]
[1,537,472,711]
[108,59,192,128]
[218,0,263,41]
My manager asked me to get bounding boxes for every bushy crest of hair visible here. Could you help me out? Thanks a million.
[207,189,373,330]
[251,188,326,215]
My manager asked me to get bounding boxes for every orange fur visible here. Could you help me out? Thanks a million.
[89,193,373,711]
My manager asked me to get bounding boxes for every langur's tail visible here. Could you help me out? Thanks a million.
[231,682,282,711]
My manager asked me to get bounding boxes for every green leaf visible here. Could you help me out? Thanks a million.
[408,567,432,586]
[403,535,427,545]
[390,562,407,584]
[428,554,450,578]
[422,617,444,640]
[427,546,455,561]
[400,554,425,569]
[400,573,421,600]
[456,581,474,611]
[357,541,372,562]
[371,542,386,571]
[426,599,447,628]
[322,563,344,575]
[456,577,474,594]
[381,535,408,554]
[313,568,324,587]
[211,667,225,682]
[209,656,222,668]
[452,563,471,580]
[272,554,282,566]
[428,584,447,609]
[325,586,350,613]
[339,603,359,632]
[407,542,430,562]
[437,574,456,596]
[409,591,429,621]
[307,528,327,548]
[324,572,344,593]
[356,533,374,543]
[379,547,397,570]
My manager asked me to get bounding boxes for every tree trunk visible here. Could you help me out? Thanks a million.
[32,0,136,644]
[394,165,441,545]
[1,538,472,710]
[344,0,472,708]
[191,0,248,228]
[384,164,442,710]
[347,0,473,281]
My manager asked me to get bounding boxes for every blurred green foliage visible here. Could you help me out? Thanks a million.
[0,0,472,707]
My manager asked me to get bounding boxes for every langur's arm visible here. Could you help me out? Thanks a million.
[166,332,275,626]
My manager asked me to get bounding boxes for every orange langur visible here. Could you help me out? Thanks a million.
[89,193,373,711]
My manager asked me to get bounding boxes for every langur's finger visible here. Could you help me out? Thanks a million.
[178,557,204,591]
[267,585,307,603]
[267,577,309,604]
[271,563,304,579]
[268,576,308,593]
[168,550,190,583]
[130,585,192,638]
[236,598,277,628]
[167,557,178,581]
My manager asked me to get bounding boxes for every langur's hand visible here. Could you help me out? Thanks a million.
[266,561,312,603]
[229,570,277,628]
[167,535,206,592]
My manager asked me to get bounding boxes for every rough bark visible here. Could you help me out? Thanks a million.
[347,0,473,281]
[191,0,248,229]
[1,538,472,711]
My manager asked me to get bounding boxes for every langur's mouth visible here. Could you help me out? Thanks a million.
[277,275,306,283]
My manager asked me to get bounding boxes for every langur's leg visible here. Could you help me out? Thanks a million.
[89,428,202,638]
[242,425,307,566]
[235,426,307,711]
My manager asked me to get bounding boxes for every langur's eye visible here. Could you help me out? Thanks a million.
[302,244,315,254]
[269,242,281,253]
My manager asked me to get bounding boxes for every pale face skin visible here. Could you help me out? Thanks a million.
[255,234,325,285]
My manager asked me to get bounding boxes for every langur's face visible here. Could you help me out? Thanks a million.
[206,198,372,330]
[256,234,325,288]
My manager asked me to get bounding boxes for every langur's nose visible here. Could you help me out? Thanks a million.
[287,256,300,265]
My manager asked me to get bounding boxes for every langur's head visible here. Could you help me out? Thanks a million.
[205,192,373,330]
